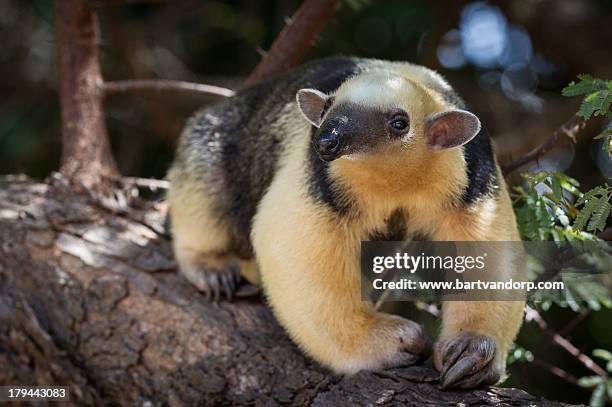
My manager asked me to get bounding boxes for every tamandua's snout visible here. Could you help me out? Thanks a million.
[315,128,343,160]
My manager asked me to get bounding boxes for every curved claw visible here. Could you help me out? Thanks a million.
[437,332,498,390]
[182,262,242,302]
[209,273,221,303]
[221,276,234,301]
[441,353,494,388]
[452,367,500,389]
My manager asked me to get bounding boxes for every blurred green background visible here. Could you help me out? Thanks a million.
[1,0,611,404]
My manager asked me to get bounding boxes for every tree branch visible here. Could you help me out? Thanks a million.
[501,115,587,175]
[525,305,608,378]
[0,176,577,406]
[244,0,339,86]
[104,80,235,97]
[54,0,119,188]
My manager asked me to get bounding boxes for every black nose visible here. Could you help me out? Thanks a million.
[318,133,340,157]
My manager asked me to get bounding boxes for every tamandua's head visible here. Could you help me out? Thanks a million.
[296,71,481,162]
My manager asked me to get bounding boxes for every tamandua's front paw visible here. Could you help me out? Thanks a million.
[374,315,432,370]
[178,256,242,302]
[329,315,431,374]
[434,331,503,389]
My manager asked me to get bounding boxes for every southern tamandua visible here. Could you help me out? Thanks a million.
[167,57,525,389]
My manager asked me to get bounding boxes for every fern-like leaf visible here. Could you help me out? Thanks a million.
[587,198,611,232]
[574,198,597,230]
[563,75,612,119]
[577,186,608,205]
[562,75,600,96]
[579,92,602,120]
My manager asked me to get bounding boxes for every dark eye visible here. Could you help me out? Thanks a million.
[390,118,409,131]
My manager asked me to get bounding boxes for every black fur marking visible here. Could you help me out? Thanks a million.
[303,59,365,215]
[460,125,498,205]
[368,209,407,241]
[307,144,353,214]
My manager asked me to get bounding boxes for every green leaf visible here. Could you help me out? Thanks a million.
[596,90,612,117]
[593,349,612,361]
[575,199,597,230]
[551,176,563,199]
[513,172,609,241]
[563,77,599,96]
[577,186,608,206]
[579,375,604,388]
[590,382,606,407]
[594,129,612,140]
[563,75,612,119]
[577,74,597,83]
[587,198,611,233]
[579,92,602,119]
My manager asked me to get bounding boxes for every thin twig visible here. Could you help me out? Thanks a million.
[374,289,392,311]
[502,115,587,175]
[244,0,338,85]
[123,177,170,190]
[525,305,608,378]
[415,301,441,317]
[104,80,235,97]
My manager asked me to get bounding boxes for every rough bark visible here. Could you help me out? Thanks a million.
[54,0,119,188]
[0,175,581,406]
[244,0,339,86]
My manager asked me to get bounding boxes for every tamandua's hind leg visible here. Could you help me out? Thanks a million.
[167,178,241,301]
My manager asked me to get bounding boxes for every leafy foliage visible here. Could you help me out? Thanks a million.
[594,129,612,156]
[513,173,611,313]
[562,75,612,120]
[563,75,612,156]
[511,172,604,241]
[575,185,612,233]
[507,343,534,365]
[577,349,612,407]
[510,75,612,407]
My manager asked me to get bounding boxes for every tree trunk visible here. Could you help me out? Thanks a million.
[0,175,580,406]
[54,0,119,188]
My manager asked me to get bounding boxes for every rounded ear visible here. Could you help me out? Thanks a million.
[426,110,481,151]
[296,88,329,128]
